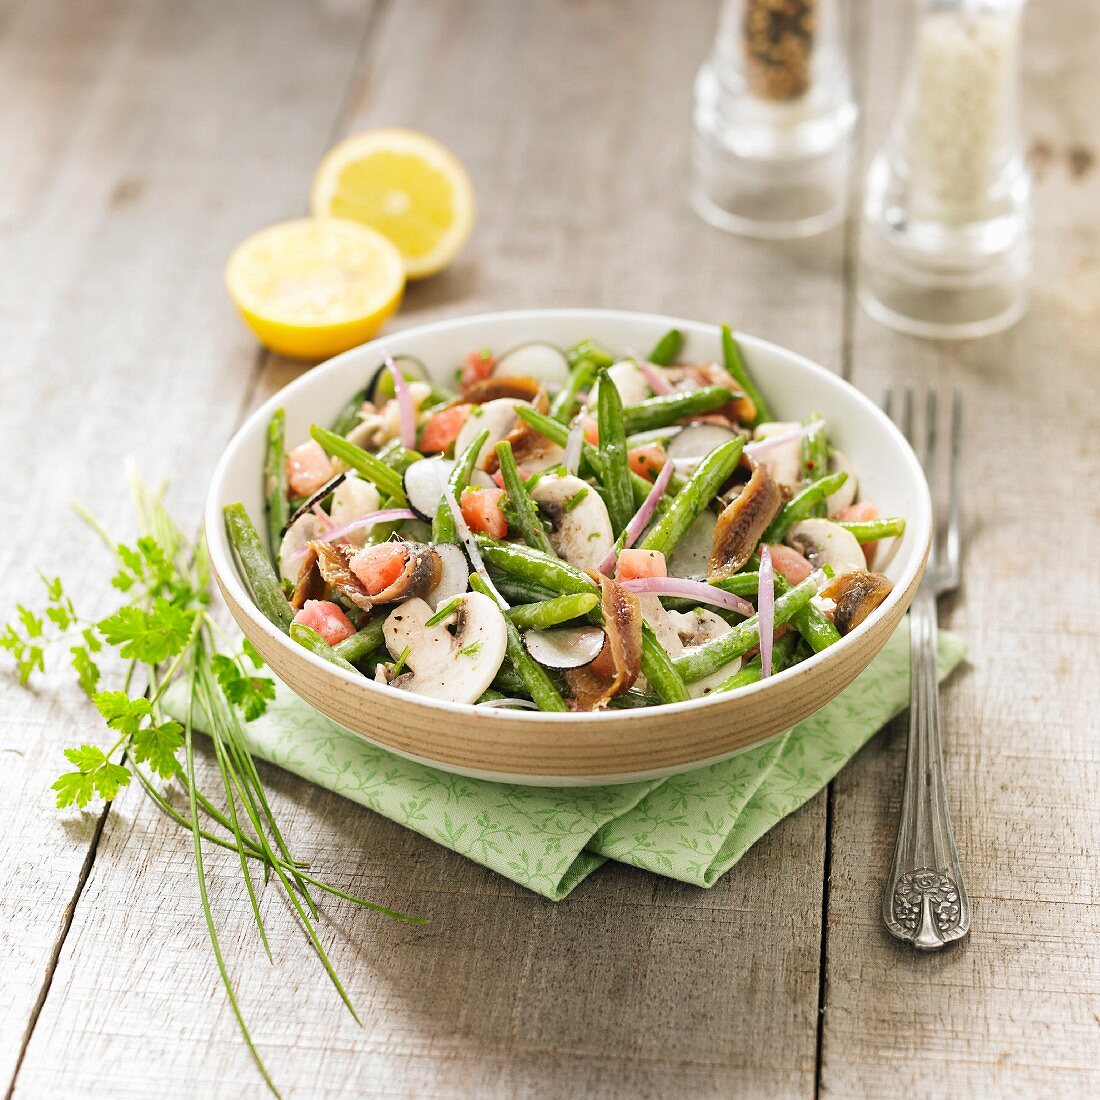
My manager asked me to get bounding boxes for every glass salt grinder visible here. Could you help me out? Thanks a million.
[692,0,857,239]
[860,0,1032,339]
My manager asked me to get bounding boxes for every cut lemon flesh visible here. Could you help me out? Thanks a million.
[225,218,404,360]
[310,129,475,279]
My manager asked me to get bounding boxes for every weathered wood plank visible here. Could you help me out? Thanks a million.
[0,0,377,1091]
[820,0,1100,1095]
[12,1,854,1096]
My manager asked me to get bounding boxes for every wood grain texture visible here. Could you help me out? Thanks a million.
[819,0,1100,1096]
[7,1,852,1096]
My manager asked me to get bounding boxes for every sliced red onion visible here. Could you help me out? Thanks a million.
[637,358,673,395]
[563,415,585,475]
[744,419,824,458]
[288,508,418,563]
[597,460,674,575]
[618,577,754,617]
[444,489,509,608]
[476,697,539,710]
[310,503,335,533]
[386,354,418,451]
[758,544,775,678]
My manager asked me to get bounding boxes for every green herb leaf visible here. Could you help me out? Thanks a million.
[92,691,152,735]
[211,653,277,721]
[97,598,195,664]
[131,720,184,778]
[55,743,132,806]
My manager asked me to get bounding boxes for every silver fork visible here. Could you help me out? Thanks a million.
[881,386,970,950]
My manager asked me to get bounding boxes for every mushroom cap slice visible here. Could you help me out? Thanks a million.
[752,421,803,492]
[524,626,606,669]
[329,476,382,547]
[668,511,718,579]
[492,342,571,390]
[452,397,523,470]
[666,608,737,699]
[825,450,857,514]
[785,518,866,578]
[821,569,893,634]
[382,594,508,704]
[529,473,614,571]
[426,543,470,611]
[708,460,784,580]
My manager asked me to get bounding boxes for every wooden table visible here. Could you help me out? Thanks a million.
[2,1,1097,1096]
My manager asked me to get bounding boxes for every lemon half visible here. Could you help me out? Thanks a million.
[226,218,405,360]
[310,129,475,279]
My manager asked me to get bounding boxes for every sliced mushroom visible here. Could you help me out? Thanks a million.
[524,625,606,669]
[752,421,803,492]
[460,375,549,410]
[452,397,523,470]
[785,519,866,578]
[279,513,324,583]
[381,594,507,704]
[665,608,738,699]
[282,472,347,536]
[493,342,571,390]
[593,359,650,408]
[821,569,893,634]
[666,423,740,470]
[426,543,470,611]
[403,456,454,520]
[563,574,642,710]
[329,475,381,547]
[825,450,857,514]
[529,473,614,570]
[708,460,784,580]
[686,654,744,700]
[667,511,718,579]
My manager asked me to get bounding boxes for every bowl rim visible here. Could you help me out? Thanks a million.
[205,307,931,725]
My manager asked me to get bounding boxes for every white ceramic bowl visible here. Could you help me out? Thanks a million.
[206,309,930,785]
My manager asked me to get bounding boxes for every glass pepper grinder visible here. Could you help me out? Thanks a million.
[692,0,857,239]
[860,0,1032,339]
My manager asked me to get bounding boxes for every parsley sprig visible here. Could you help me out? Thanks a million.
[4,468,421,1096]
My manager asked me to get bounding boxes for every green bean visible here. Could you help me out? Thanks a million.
[647,328,684,366]
[507,592,599,631]
[715,631,803,692]
[838,517,906,542]
[720,324,771,425]
[550,356,598,423]
[223,503,295,630]
[264,408,289,559]
[496,440,557,556]
[596,377,634,535]
[761,471,848,543]
[489,573,558,606]
[638,436,744,557]
[608,689,661,709]
[490,662,528,696]
[709,571,763,598]
[640,623,689,704]
[799,413,829,516]
[375,438,421,474]
[672,574,819,683]
[621,386,733,435]
[310,425,405,501]
[290,623,360,673]
[333,618,386,664]
[432,428,489,543]
[566,339,614,369]
[469,573,567,712]
[513,405,659,509]
[330,388,369,437]
[477,537,593,596]
[476,688,507,704]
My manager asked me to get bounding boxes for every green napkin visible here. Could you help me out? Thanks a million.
[186,622,965,901]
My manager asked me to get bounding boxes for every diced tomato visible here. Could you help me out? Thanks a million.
[627,442,667,481]
[833,501,880,564]
[583,417,599,446]
[348,543,408,595]
[419,403,472,454]
[292,600,356,646]
[461,349,496,388]
[286,440,335,497]
[616,548,667,581]
[460,487,509,539]
[765,543,813,586]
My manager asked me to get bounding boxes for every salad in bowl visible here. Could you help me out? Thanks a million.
[223,323,905,716]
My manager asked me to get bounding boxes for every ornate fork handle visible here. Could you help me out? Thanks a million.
[883,590,970,949]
